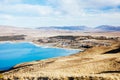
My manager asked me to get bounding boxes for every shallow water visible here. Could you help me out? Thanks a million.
[0,42,80,71]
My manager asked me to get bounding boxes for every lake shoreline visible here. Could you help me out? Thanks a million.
[0,41,81,72]
[0,41,82,50]
[0,33,120,80]
[2,42,120,80]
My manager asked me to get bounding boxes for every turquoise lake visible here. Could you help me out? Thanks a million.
[0,42,80,71]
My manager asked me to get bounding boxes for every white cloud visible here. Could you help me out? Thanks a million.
[57,0,84,15]
[0,0,22,4]
[0,14,14,22]
[0,0,120,27]
[86,0,120,7]
[1,12,120,27]
[0,4,57,16]
[47,0,84,16]
[0,0,120,16]
[47,0,120,16]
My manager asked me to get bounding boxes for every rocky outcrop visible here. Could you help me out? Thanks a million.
[0,35,26,41]
[36,36,119,49]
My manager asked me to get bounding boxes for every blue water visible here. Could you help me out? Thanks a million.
[0,42,80,71]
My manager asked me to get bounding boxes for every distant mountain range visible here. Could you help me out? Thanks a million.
[37,25,120,31]
[37,26,88,31]
[95,25,120,31]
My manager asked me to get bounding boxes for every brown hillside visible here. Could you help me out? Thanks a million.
[1,42,120,80]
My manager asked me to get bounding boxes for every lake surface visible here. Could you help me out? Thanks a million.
[0,42,80,71]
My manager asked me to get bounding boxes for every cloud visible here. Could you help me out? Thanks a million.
[46,0,120,16]
[87,0,120,7]
[57,0,84,15]
[0,0,120,27]
[0,0,120,16]
[1,12,120,27]
[0,4,57,16]
[0,0,22,4]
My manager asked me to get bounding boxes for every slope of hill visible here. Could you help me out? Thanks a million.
[1,42,120,80]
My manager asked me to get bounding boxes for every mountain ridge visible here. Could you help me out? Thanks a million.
[37,25,120,31]
[95,25,120,31]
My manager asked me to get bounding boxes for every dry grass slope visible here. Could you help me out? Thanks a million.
[1,42,120,80]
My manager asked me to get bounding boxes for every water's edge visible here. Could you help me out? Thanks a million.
[0,41,81,72]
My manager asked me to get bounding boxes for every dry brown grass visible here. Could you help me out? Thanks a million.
[1,42,120,80]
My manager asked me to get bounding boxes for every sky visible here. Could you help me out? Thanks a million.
[0,0,120,28]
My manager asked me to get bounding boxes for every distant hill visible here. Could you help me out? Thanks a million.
[37,25,120,31]
[1,25,120,31]
[95,25,120,31]
[37,26,88,31]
